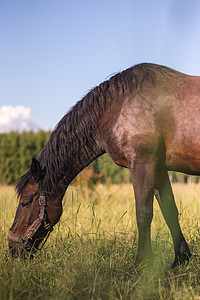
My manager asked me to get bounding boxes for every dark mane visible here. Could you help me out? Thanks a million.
[16,63,176,197]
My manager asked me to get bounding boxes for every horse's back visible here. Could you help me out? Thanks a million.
[98,70,200,175]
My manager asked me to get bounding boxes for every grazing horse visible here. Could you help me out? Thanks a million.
[8,63,196,266]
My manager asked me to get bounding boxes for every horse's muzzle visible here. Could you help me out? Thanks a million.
[7,238,36,259]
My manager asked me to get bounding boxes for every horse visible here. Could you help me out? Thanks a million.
[8,63,196,267]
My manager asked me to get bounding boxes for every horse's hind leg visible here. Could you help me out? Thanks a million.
[154,165,191,267]
[130,158,155,264]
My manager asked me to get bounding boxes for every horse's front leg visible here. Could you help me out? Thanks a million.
[130,158,155,264]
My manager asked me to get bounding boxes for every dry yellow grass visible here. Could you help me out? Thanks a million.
[0,183,200,299]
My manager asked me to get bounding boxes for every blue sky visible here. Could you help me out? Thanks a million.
[0,0,200,130]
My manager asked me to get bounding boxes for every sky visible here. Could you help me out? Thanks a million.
[0,0,200,132]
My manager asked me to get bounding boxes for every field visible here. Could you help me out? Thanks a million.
[0,183,200,299]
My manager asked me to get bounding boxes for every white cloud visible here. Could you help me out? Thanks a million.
[0,105,38,133]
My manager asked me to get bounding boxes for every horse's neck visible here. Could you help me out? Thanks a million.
[40,130,105,197]
[62,139,104,187]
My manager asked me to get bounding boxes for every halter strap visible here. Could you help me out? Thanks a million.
[8,193,53,247]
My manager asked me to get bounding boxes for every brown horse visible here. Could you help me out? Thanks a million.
[8,63,196,266]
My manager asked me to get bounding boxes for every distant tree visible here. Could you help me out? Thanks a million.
[90,154,131,184]
[0,131,50,185]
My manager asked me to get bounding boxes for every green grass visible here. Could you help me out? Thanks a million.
[0,183,200,299]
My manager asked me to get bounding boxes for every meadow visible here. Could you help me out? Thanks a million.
[0,183,199,299]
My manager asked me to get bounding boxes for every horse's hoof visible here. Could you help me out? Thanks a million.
[171,252,192,268]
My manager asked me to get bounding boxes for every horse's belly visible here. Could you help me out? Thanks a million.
[166,150,200,176]
[165,117,200,175]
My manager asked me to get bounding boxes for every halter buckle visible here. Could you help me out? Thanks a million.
[39,195,46,206]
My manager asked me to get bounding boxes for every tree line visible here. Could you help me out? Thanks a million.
[0,131,50,184]
[0,131,198,185]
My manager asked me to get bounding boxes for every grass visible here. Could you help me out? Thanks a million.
[0,183,200,299]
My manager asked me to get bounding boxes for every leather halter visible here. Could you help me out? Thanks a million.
[8,193,53,248]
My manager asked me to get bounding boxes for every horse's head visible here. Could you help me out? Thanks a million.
[8,158,63,257]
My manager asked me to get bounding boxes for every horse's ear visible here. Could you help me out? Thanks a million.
[31,158,42,182]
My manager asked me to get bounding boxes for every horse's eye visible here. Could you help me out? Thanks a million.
[21,197,32,208]
[21,202,31,208]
